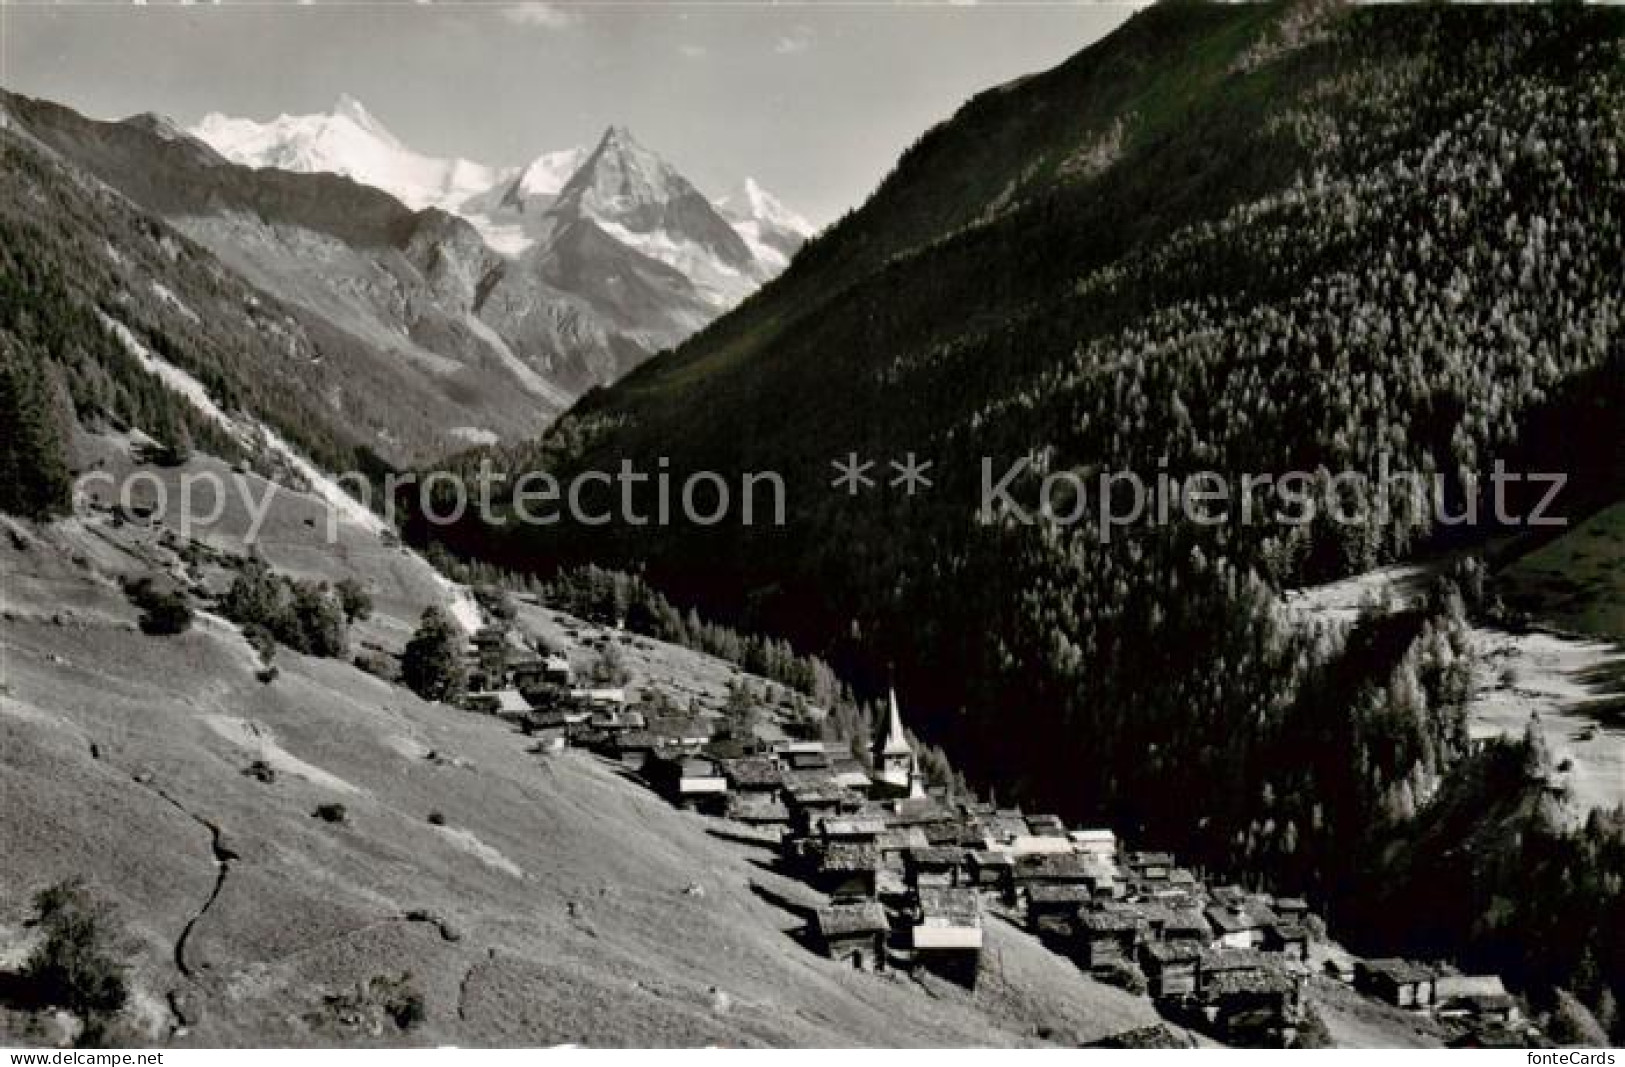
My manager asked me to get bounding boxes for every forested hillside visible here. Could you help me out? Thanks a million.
[0,120,397,513]
[429,0,1625,1027]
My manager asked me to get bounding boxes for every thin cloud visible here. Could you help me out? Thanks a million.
[678,43,709,60]
[502,3,579,31]
[773,25,814,56]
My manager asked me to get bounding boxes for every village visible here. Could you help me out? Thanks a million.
[457,597,1546,1050]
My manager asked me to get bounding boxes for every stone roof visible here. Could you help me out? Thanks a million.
[879,827,932,851]
[1360,958,1436,985]
[1199,948,1273,974]
[1078,909,1144,934]
[1014,852,1094,881]
[1435,975,1509,1001]
[916,886,981,928]
[819,816,888,838]
[1027,884,1095,906]
[722,756,782,789]
[819,841,882,873]
[1142,940,1202,965]
[816,902,889,937]
[1205,969,1295,998]
[1206,903,1279,934]
[727,794,789,823]
[887,796,952,826]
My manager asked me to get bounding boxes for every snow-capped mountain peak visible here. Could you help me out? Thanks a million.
[720,176,814,237]
[328,92,397,145]
[545,124,765,306]
[511,146,590,201]
[559,124,694,216]
[192,97,503,216]
[717,176,815,273]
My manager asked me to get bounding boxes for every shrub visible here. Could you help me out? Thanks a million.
[353,650,396,682]
[1095,959,1147,996]
[243,759,276,784]
[123,577,193,636]
[427,811,446,826]
[289,582,346,657]
[312,803,348,824]
[589,642,631,687]
[377,974,426,1031]
[334,578,374,624]
[22,879,131,1020]
[221,559,348,658]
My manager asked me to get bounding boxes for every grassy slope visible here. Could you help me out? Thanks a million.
[1498,499,1625,643]
[0,438,1169,1047]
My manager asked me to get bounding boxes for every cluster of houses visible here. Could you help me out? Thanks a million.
[454,611,1535,1048]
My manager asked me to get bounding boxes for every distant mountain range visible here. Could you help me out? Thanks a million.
[190,96,814,295]
[1,90,814,458]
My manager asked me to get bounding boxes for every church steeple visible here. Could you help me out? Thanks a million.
[877,687,912,757]
[871,687,919,798]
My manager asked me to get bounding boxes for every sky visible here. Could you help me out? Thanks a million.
[0,1,1143,225]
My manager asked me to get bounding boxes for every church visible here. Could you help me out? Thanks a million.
[870,689,925,800]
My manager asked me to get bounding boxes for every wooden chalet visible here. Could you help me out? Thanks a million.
[1205,901,1279,950]
[1355,959,1436,1009]
[818,814,888,843]
[1025,883,1095,926]
[786,783,859,837]
[1200,969,1301,1047]
[1195,948,1274,1001]
[1434,976,1517,1025]
[813,841,881,901]
[1076,908,1144,972]
[1025,813,1068,839]
[648,754,728,814]
[910,886,983,987]
[645,714,711,756]
[462,688,533,723]
[885,795,954,832]
[1141,940,1202,999]
[784,748,833,774]
[877,826,932,874]
[1125,851,1175,881]
[523,710,569,752]
[814,902,890,971]
[612,730,658,771]
[1012,851,1096,894]
[1261,921,1308,960]
[1008,834,1076,858]
[902,846,965,889]
[725,792,790,830]
[983,809,1030,845]
[1272,896,1310,922]
[721,756,783,796]
[1069,828,1118,861]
